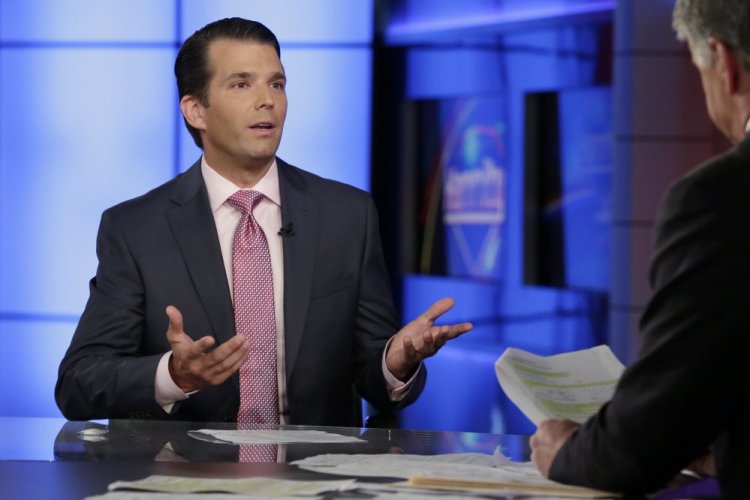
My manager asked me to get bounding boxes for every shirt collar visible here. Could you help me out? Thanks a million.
[201,157,281,213]
[745,116,750,135]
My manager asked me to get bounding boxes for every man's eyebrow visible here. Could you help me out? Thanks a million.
[224,71,255,82]
[223,71,286,82]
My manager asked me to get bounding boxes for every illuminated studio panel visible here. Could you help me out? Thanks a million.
[0,0,176,42]
[0,48,176,315]
[0,320,75,417]
[386,0,613,44]
[181,0,373,43]
[407,48,506,99]
[559,87,612,291]
[0,417,59,460]
[394,3,611,431]
[280,48,372,190]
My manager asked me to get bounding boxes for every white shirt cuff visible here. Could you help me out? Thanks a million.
[155,351,190,412]
[382,337,422,402]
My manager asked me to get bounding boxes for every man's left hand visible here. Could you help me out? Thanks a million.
[385,297,472,381]
[530,419,580,478]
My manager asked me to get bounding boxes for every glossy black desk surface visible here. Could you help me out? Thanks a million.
[0,418,720,499]
[0,417,529,499]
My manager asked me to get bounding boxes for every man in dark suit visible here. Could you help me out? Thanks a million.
[530,0,750,497]
[55,18,471,426]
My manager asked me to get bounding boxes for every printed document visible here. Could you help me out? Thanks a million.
[495,345,625,425]
[293,453,616,498]
[188,429,364,445]
[292,451,511,480]
[99,475,356,497]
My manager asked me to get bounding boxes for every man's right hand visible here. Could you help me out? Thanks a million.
[530,419,580,478]
[165,305,249,393]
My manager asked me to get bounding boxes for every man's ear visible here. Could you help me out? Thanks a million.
[179,95,206,131]
[709,37,740,94]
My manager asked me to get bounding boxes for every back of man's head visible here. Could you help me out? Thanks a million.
[175,18,281,148]
[673,0,750,70]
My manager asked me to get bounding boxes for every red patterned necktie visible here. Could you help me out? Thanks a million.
[227,190,279,462]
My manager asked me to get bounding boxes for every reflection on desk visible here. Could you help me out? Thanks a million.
[50,419,525,464]
[0,417,719,499]
[0,417,526,499]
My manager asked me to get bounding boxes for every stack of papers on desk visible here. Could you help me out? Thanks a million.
[292,451,509,478]
[495,345,625,425]
[293,452,617,498]
[86,475,357,499]
[188,429,364,445]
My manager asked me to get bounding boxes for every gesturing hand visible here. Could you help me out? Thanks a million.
[165,305,249,393]
[385,297,472,381]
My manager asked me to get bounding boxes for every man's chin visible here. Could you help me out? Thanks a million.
[245,143,280,161]
[239,151,278,171]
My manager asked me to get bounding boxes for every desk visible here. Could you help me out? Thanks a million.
[0,417,528,499]
[0,417,719,499]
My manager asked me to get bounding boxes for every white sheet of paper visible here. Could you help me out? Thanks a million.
[103,475,356,496]
[188,429,364,445]
[294,451,508,469]
[495,345,625,425]
[353,482,538,499]
[87,493,303,500]
[292,453,552,486]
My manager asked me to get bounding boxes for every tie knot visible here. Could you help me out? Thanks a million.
[227,190,265,214]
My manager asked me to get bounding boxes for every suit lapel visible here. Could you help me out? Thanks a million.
[165,161,235,346]
[278,160,317,380]
[165,159,317,384]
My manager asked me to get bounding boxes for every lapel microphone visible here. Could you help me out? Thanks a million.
[278,222,294,237]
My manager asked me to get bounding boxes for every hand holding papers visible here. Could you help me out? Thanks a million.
[495,345,625,425]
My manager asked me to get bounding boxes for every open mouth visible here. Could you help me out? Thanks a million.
[250,122,274,130]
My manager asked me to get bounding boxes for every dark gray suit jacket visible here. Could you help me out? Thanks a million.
[56,158,425,425]
[549,137,750,497]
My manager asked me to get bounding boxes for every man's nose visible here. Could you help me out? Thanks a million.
[254,86,274,109]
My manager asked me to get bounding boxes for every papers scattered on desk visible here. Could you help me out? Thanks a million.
[293,451,510,479]
[91,475,356,498]
[354,481,607,499]
[188,429,365,445]
[293,453,617,498]
[293,452,550,485]
[495,345,625,425]
[88,494,304,500]
[405,476,615,498]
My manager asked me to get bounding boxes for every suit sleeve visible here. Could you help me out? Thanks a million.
[352,197,426,412]
[55,209,164,420]
[549,170,750,493]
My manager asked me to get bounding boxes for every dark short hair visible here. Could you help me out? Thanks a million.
[175,18,281,148]
[673,0,750,70]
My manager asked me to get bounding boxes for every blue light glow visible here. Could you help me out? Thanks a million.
[181,0,373,44]
[0,48,176,315]
[387,0,615,44]
[1,0,176,42]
